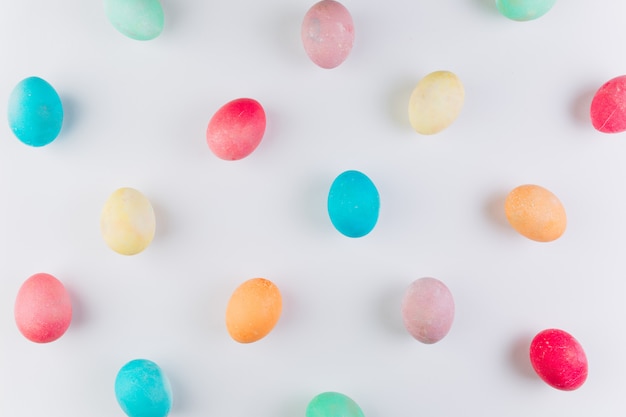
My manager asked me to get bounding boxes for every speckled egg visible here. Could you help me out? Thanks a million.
[408,71,464,135]
[14,273,72,343]
[590,75,626,133]
[225,278,282,343]
[206,98,266,160]
[104,0,164,40]
[401,277,455,344]
[496,0,556,21]
[504,184,566,242]
[306,392,364,417]
[8,76,63,147]
[101,187,156,255]
[530,329,588,390]
[327,170,380,238]
[301,0,355,69]
[115,359,172,417]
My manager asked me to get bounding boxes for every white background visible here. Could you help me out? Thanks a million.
[1,1,626,416]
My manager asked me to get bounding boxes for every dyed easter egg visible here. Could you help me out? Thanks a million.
[301,0,355,69]
[408,71,464,135]
[495,0,556,21]
[401,277,455,344]
[530,329,588,390]
[226,278,282,343]
[206,98,266,160]
[101,187,156,255]
[590,75,626,133]
[8,76,63,147]
[327,170,379,238]
[504,184,566,242]
[104,0,164,40]
[115,359,172,417]
[14,273,72,343]
[306,392,364,417]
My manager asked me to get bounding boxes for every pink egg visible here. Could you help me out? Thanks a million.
[206,98,266,160]
[530,328,588,391]
[401,277,455,344]
[590,75,626,133]
[301,0,355,69]
[14,273,72,343]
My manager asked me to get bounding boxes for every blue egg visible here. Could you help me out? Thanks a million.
[327,170,380,238]
[8,76,64,147]
[115,359,173,417]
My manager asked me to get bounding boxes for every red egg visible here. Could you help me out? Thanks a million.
[206,98,266,160]
[529,328,588,390]
[590,75,626,133]
[14,273,73,343]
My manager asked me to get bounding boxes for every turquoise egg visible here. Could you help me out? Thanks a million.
[104,0,164,41]
[8,76,63,147]
[327,170,380,238]
[115,359,172,417]
[306,392,365,417]
[495,0,556,21]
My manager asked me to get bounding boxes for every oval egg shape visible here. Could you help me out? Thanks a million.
[401,277,455,344]
[8,76,63,147]
[306,392,364,417]
[206,98,266,160]
[504,184,566,242]
[495,0,556,21]
[529,329,588,390]
[101,187,156,255]
[14,273,72,343]
[115,359,173,417]
[327,170,379,238]
[225,278,282,343]
[408,70,464,135]
[590,75,626,133]
[104,0,164,40]
[301,0,355,69]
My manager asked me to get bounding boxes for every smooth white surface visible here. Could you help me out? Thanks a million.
[1,1,626,416]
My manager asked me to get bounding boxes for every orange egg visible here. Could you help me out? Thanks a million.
[504,184,566,242]
[225,278,282,343]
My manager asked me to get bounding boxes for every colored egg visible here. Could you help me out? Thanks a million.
[206,98,266,160]
[8,76,63,147]
[408,71,464,135]
[306,392,364,417]
[529,329,588,390]
[590,75,626,133]
[115,359,173,417]
[101,187,156,255]
[327,170,379,238]
[301,0,355,69]
[495,0,556,21]
[225,278,282,343]
[14,273,72,343]
[104,0,164,40]
[401,277,455,344]
[504,184,566,242]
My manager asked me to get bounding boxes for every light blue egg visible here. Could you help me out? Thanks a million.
[115,359,172,417]
[327,170,380,238]
[8,76,63,147]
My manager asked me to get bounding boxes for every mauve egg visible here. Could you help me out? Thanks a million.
[401,277,455,344]
[14,273,72,343]
[301,0,355,69]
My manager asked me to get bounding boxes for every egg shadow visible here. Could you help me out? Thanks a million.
[296,176,332,237]
[570,87,596,126]
[484,191,509,231]
[60,94,80,139]
[473,0,499,15]
[387,78,415,130]
[274,395,307,417]
[269,7,306,66]
[509,333,538,380]
[377,282,407,337]
[151,199,171,241]
[67,286,87,329]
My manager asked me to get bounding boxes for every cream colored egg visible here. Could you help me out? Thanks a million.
[100,187,156,255]
[408,70,465,135]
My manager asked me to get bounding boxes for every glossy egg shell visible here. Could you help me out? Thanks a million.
[14,273,72,343]
[225,278,282,343]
